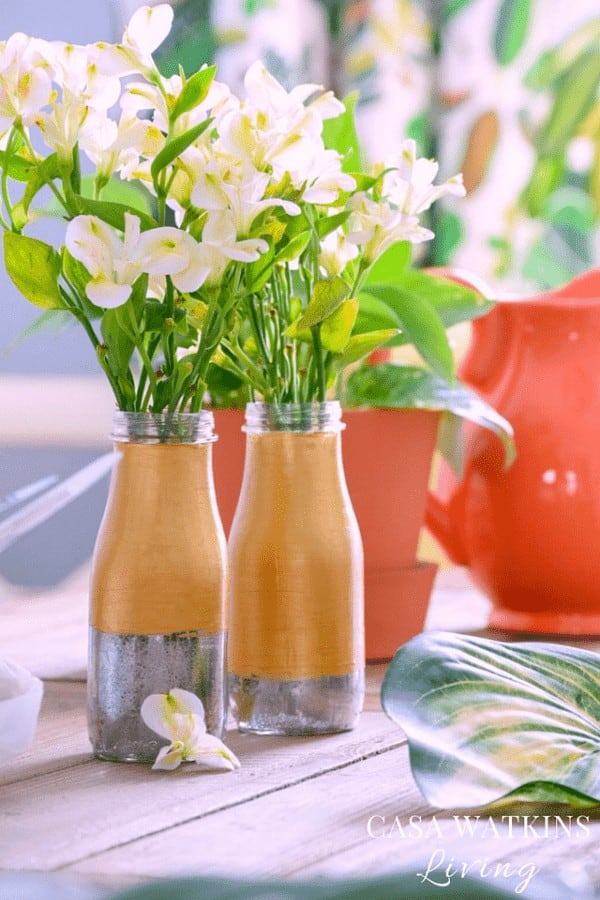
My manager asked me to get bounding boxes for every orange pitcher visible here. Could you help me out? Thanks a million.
[426,269,600,634]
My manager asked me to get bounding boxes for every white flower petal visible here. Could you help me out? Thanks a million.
[86,278,132,308]
[140,693,174,739]
[124,4,174,56]
[167,689,206,721]
[152,743,184,770]
[190,736,241,771]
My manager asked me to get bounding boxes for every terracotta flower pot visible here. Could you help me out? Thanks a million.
[213,407,440,662]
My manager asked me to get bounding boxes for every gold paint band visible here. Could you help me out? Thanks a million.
[227,431,364,679]
[90,442,226,635]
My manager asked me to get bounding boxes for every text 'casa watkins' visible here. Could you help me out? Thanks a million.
[366,814,591,840]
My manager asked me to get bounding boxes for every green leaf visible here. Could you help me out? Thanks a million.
[171,66,216,120]
[17,153,61,217]
[363,241,411,287]
[4,232,64,309]
[321,299,358,353]
[431,210,464,267]
[524,20,600,90]
[382,631,600,809]
[101,306,135,378]
[297,276,349,328]
[316,210,350,239]
[322,92,362,172]
[3,309,73,355]
[334,329,399,367]
[0,150,38,182]
[150,118,213,182]
[343,364,515,468]
[245,243,275,293]
[519,156,565,217]
[109,870,569,900]
[362,284,455,381]
[62,248,93,300]
[536,48,600,157]
[73,197,157,232]
[384,270,492,328]
[274,230,310,263]
[544,186,596,232]
[442,0,476,21]
[354,293,402,335]
[493,0,531,66]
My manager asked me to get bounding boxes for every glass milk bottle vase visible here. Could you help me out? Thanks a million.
[228,402,364,735]
[88,412,227,762]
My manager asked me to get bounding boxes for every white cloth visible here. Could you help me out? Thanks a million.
[0,657,43,762]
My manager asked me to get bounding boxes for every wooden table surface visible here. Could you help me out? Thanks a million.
[2,566,600,897]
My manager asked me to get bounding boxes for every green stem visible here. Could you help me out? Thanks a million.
[2,128,18,228]
[311,325,326,402]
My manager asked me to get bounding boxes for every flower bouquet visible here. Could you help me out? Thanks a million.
[0,4,507,747]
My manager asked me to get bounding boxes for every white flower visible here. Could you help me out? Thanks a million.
[34,42,122,160]
[303,149,356,205]
[141,688,240,772]
[80,113,163,182]
[217,62,346,190]
[319,229,359,277]
[381,139,466,216]
[0,33,53,132]
[35,95,90,161]
[192,166,300,235]
[347,192,434,263]
[47,42,121,111]
[94,3,173,78]
[122,71,232,136]
[65,213,205,307]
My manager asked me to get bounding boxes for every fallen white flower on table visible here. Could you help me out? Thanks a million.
[140,688,240,772]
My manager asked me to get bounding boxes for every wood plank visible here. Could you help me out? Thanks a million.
[0,580,88,681]
[0,682,90,787]
[0,703,405,871]
[64,742,600,893]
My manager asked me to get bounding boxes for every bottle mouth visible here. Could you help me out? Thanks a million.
[112,411,217,444]
[243,402,345,434]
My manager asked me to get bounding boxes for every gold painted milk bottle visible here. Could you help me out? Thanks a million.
[228,401,364,735]
[88,411,227,761]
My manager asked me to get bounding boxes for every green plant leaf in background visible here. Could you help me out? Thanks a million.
[536,47,600,157]
[493,0,531,66]
[360,285,455,381]
[383,270,493,328]
[524,17,600,90]
[342,364,515,470]
[154,0,215,77]
[382,631,600,810]
[322,92,362,173]
[362,240,410,286]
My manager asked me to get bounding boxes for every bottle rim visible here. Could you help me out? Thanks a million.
[243,401,345,434]
[112,411,217,444]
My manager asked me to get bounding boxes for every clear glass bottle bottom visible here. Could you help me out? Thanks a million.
[228,670,364,736]
[88,627,226,761]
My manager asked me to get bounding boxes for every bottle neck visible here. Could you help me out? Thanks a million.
[112,411,217,444]
[243,402,345,434]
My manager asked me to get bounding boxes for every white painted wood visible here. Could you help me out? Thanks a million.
[0,375,113,447]
[64,747,600,889]
[0,708,405,871]
[3,566,600,894]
